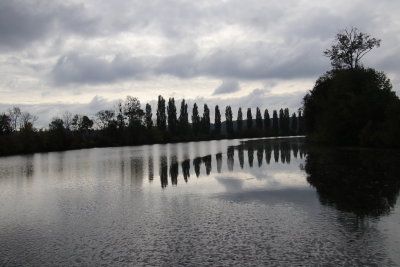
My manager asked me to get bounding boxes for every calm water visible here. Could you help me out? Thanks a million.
[0,137,399,266]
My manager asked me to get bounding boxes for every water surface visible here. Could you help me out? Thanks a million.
[0,137,399,266]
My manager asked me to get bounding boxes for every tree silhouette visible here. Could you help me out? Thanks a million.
[145,104,153,129]
[156,95,166,131]
[96,110,115,130]
[192,103,201,134]
[237,107,243,132]
[225,106,233,135]
[214,105,221,135]
[0,113,12,135]
[264,109,271,135]
[178,99,189,135]
[272,110,279,136]
[246,108,253,129]
[324,27,381,70]
[256,107,262,129]
[167,98,177,133]
[201,104,210,134]
[124,96,144,127]
[291,112,298,135]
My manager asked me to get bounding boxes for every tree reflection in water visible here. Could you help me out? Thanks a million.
[305,147,400,217]
[153,138,400,218]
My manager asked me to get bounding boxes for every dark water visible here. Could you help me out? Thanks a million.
[0,137,399,266]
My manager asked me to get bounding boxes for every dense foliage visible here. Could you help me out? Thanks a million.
[303,67,400,146]
[0,95,304,156]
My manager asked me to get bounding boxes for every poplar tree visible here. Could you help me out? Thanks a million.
[291,112,298,135]
[225,106,233,135]
[145,104,153,129]
[214,105,221,135]
[272,110,279,136]
[167,98,177,133]
[264,109,271,135]
[247,108,253,129]
[192,103,201,133]
[237,107,243,132]
[201,104,210,134]
[256,107,263,129]
[156,95,166,131]
[178,99,189,135]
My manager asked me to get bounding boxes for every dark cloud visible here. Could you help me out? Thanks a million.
[51,42,329,85]
[0,1,99,51]
[51,53,151,85]
[213,80,241,95]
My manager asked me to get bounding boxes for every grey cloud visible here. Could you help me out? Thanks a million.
[213,80,241,95]
[51,41,329,85]
[51,53,152,85]
[0,0,99,51]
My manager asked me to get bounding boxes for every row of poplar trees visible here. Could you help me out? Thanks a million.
[146,95,304,138]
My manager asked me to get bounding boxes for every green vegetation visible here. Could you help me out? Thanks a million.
[303,28,400,147]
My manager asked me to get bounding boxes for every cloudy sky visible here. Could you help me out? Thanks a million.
[1,0,399,126]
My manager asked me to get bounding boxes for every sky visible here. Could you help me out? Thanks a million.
[1,0,399,127]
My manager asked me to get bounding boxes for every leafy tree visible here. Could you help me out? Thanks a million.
[96,110,115,129]
[303,67,400,146]
[0,113,12,135]
[246,108,253,129]
[79,116,94,131]
[62,111,73,131]
[8,106,21,132]
[19,112,37,131]
[192,103,201,133]
[156,95,166,131]
[214,105,221,135]
[116,100,126,129]
[167,98,177,133]
[225,106,233,135]
[145,104,153,129]
[124,96,144,127]
[255,107,262,129]
[201,104,210,134]
[324,27,381,70]
[49,117,64,131]
[263,109,271,135]
[237,107,243,132]
[178,99,189,135]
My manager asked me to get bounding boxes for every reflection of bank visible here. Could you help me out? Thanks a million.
[305,147,400,218]
[157,137,306,188]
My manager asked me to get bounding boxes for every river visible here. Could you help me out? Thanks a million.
[0,137,399,266]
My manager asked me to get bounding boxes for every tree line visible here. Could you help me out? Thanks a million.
[0,96,304,156]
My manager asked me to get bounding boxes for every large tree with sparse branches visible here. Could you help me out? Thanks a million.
[323,27,381,70]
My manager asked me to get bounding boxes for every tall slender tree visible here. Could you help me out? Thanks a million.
[156,95,166,131]
[167,98,177,133]
[201,104,210,134]
[291,112,298,135]
[237,107,243,132]
[178,99,189,135]
[247,108,253,129]
[214,105,221,135]
[145,104,153,129]
[279,108,285,135]
[255,107,262,129]
[192,103,201,133]
[272,110,279,136]
[264,109,271,135]
[225,106,233,135]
